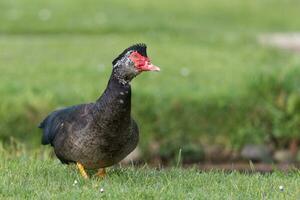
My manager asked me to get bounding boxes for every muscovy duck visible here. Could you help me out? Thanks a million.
[39,44,160,178]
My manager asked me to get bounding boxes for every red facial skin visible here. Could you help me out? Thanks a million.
[129,51,160,72]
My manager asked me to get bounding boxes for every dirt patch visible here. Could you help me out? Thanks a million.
[258,33,300,52]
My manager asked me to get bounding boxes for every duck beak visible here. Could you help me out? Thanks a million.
[141,62,160,72]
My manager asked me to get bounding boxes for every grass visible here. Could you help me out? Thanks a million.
[0,149,299,199]
[1,1,300,198]
[1,0,300,155]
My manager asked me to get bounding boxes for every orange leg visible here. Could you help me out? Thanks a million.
[76,162,89,179]
[96,168,106,178]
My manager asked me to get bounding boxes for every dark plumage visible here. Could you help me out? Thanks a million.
[39,44,159,173]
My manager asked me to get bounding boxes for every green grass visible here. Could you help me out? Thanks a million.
[0,149,299,199]
[1,0,300,34]
[1,1,300,198]
[1,0,300,155]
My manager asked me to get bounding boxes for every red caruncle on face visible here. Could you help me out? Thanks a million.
[129,51,160,72]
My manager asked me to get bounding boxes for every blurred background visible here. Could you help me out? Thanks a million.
[1,0,300,168]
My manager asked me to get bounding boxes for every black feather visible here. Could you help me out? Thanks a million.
[112,43,147,66]
[39,106,80,145]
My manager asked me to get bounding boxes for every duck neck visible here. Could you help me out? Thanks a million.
[95,72,132,118]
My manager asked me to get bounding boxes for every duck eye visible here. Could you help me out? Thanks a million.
[131,53,139,59]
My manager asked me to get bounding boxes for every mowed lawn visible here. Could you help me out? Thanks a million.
[0,151,299,199]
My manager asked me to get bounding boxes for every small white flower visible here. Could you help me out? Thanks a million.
[180,68,190,77]
[279,185,284,191]
[38,9,52,21]
[100,188,104,193]
[73,180,78,186]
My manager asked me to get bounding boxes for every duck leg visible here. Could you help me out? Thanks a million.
[96,168,106,178]
[76,162,89,179]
